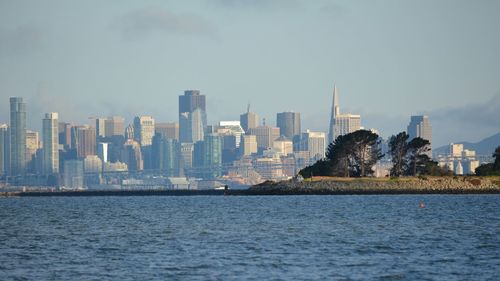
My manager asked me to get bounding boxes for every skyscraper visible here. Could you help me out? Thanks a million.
[63,159,84,189]
[328,85,362,142]
[97,142,108,163]
[152,134,180,176]
[190,108,205,143]
[240,105,259,133]
[335,114,361,137]
[125,124,134,140]
[248,125,280,150]
[0,124,9,175]
[133,116,155,146]
[121,139,143,171]
[300,130,326,161]
[155,122,179,140]
[273,136,293,156]
[72,126,96,158]
[240,135,258,156]
[276,112,301,140]
[58,122,73,150]
[193,134,222,179]
[9,97,27,176]
[43,112,59,175]
[215,121,245,148]
[25,130,40,173]
[180,142,194,172]
[328,85,340,144]
[179,90,206,143]
[407,115,432,155]
[105,116,124,137]
[95,117,106,138]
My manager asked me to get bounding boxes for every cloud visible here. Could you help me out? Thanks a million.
[430,93,500,129]
[427,92,500,145]
[319,2,349,17]
[114,7,216,40]
[360,93,500,146]
[0,24,44,56]
[210,0,300,11]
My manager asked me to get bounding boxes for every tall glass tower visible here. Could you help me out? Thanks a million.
[43,112,59,174]
[9,97,27,176]
[179,90,206,143]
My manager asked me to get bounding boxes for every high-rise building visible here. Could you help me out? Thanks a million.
[152,134,180,176]
[300,130,326,161]
[155,122,179,140]
[121,139,143,171]
[0,124,9,175]
[240,105,258,133]
[95,118,106,138]
[26,130,40,173]
[133,116,155,146]
[328,85,340,144]
[43,112,59,175]
[327,85,362,142]
[335,114,361,137]
[407,115,432,155]
[84,155,103,173]
[248,125,280,150]
[97,142,109,163]
[273,136,293,156]
[179,90,207,143]
[105,116,124,137]
[215,121,245,148]
[450,143,463,158]
[58,122,73,149]
[9,97,27,176]
[190,108,205,143]
[72,126,96,158]
[107,135,125,163]
[125,124,134,140]
[63,159,84,189]
[240,135,258,156]
[276,112,301,140]
[193,134,222,179]
[180,143,194,172]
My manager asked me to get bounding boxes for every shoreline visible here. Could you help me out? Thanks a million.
[1,176,499,197]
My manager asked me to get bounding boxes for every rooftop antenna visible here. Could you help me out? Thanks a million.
[247,103,250,114]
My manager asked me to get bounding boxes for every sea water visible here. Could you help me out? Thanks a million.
[0,195,498,280]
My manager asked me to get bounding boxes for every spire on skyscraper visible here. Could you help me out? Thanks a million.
[328,84,339,144]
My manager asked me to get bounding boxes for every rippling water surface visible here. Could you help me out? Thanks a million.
[0,195,499,280]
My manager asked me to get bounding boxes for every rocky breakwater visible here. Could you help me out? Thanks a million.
[244,177,500,195]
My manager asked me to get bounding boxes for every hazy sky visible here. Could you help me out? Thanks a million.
[1,0,499,147]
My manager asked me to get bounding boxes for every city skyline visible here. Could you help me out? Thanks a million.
[1,1,499,147]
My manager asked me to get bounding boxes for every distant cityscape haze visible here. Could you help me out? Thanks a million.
[1,0,499,147]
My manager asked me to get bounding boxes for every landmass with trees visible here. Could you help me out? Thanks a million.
[299,130,451,179]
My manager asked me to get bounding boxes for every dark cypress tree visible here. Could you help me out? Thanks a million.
[388,132,409,177]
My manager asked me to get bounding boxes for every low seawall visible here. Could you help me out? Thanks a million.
[243,177,500,195]
[2,189,227,197]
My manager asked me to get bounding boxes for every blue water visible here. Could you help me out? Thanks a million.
[0,195,499,280]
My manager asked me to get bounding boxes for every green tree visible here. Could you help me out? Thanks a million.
[406,137,431,176]
[422,159,453,176]
[494,146,500,170]
[298,159,332,178]
[349,130,384,177]
[299,130,384,178]
[388,132,409,176]
[475,146,500,176]
[325,134,352,177]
